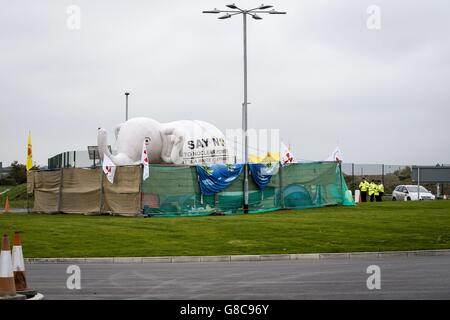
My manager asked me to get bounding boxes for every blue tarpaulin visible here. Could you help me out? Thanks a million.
[196,164,244,196]
[248,163,280,190]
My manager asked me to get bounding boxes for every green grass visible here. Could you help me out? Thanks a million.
[1,184,26,199]
[0,184,33,208]
[0,201,449,258]
[0,186,12,192]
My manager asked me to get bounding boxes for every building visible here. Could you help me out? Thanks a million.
[0,162,11,177]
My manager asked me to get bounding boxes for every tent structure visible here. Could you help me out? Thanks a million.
[248,152,280,163]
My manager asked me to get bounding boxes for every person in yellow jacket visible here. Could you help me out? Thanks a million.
[373,181,380,202]
[377,180,384,202]
[369,180,377,202]
[358,177,370,202]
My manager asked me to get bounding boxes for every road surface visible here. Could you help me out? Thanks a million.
[26,255,450,299]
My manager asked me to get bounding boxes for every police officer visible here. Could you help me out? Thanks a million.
[369,180,377,202]
[377,180,384,202]
[373,181,380,202]
[358,177,370,202]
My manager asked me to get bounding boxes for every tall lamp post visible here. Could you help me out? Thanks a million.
[203,4,286,213]
[125,92,130,121]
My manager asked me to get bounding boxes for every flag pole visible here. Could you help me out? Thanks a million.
[26,182,29,213]
[26,131,31,213]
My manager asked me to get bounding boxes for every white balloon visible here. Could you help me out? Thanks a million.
[98,117,228,165]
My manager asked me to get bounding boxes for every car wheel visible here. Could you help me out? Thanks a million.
[392,197,396,201]
[407,197,411,201]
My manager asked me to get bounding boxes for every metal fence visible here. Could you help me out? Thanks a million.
[47,152,450,199]
[341,163,450,198]
[48,151,101,169]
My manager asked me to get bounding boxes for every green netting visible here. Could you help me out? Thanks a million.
[141,165,214,216]
[142,162,354,217]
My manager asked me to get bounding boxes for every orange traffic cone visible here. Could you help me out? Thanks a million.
[12,232,28,292]
[4,195,10,213]
[0,234,16,297]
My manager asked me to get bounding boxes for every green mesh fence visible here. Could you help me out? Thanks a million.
[142,162,354,217]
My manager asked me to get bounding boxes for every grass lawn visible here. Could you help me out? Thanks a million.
[0,184,32,208]
[0,201,449,258]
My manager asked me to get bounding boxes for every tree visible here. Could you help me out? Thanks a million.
[0,175,15,186]
[398,166,412,183]
[8,161,27,185]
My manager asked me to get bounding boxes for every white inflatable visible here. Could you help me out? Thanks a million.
[98,117,228,165]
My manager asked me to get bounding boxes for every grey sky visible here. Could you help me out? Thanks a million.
[1,0,449,166]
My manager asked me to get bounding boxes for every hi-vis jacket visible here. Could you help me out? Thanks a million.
[359,180,370,192]
[378,183,384,193]
[369,183,378,196]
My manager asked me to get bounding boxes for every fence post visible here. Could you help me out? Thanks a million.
[99,167,104,215]
[57,168,64,213]
[140,164,143,215]
[214,193,218,214]
[196,168,204,205]
[26,178,29,213]
[382,164,385,185]
[279,161,285,209]
[351,163,355,195]
[417,166,421,200]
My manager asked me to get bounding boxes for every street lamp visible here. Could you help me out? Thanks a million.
[203,4,286,213]
[125,92,130,121]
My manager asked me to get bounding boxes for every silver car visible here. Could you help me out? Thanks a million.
[392,185,436,201]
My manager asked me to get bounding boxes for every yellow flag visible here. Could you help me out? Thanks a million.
[26,131,33,171]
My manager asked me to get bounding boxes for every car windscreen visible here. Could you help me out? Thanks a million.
[407,186,429,193]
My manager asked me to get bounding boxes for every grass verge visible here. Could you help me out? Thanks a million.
[0,184,33,208]
[0,201,449,258]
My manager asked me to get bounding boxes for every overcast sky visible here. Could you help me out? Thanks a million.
[1,0,449,166]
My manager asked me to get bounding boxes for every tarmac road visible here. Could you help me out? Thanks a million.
[26,255,450,300]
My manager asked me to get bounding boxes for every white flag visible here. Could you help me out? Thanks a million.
[281,142,295,165]
[141,140,149,180]
[326,146,343,162]
[102,153,116,184]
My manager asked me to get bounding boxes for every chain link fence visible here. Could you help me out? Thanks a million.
[41,153,450,207]
[341,163,450,198]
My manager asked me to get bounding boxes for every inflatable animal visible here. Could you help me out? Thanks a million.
[97,117,228,165]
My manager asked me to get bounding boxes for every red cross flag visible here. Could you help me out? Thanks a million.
[102,153,116,184]
[281,142,296,165]
[141,140,149,180]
